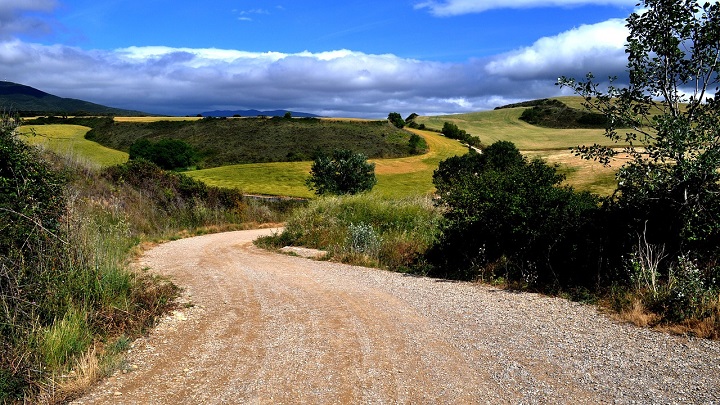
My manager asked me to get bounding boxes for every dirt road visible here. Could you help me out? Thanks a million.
[75,229,720,404]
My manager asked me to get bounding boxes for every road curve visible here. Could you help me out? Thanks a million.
[74,229,720,404]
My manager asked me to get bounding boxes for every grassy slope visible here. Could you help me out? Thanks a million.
[185,129,469,198]
[20,124,128,167]
[415,98,622,195]
[90,118,415,168]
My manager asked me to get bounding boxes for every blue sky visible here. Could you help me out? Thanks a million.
[1,0,638,117]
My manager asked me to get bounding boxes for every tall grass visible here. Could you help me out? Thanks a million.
[259,194,441,271]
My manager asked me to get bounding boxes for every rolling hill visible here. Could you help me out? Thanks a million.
[0,81,148,116]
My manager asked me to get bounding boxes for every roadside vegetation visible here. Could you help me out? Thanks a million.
[1,115,300,402]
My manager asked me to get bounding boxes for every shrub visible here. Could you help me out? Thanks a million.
[426,141,601,286]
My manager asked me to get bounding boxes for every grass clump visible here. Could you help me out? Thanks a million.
[258,194,440,271]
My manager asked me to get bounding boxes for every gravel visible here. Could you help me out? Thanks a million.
[73,229,720,404]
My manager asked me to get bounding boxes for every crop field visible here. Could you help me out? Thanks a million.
[20,124,128,167]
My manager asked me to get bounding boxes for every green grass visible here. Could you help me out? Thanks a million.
[20,124,128,167]
[186,128,469,198]
[415,96,622,195]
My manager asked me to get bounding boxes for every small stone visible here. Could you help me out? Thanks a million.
[113,391,122,396]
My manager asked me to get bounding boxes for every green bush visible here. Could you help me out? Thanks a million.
[426,141,601,286]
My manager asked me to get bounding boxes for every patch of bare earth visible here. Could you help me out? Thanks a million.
[73,229,720,404]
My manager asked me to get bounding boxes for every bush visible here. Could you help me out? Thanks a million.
[388,112,405,128]
[426,141,601,286]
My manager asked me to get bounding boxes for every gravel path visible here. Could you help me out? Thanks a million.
[74,229,720,404]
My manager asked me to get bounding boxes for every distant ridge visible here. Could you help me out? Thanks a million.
[0,81,148,116]
[200,109,321,118]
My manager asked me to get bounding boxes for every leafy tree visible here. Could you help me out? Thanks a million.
[306,149,377,195]
[559,0,720,263]
[388,112,405,128]
[427,141,600,285]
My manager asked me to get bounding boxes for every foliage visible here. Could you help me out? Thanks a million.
[559,2,720,279]
[259,194,441,271]
[556,0,720,326]
[129,138,199,170]
[426,141,601,286]
[306,149,377,195]
[388,112,405,128]
[407,133,427,154]
[441,122,481,147]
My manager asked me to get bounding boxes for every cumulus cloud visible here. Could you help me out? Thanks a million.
[0,18,631,117]
[486,18,628,80]
[415,0,635,16]
[0,0,57,37]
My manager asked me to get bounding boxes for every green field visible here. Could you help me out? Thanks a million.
[20,124,128,167]
[415,98,621,195]
[21,97,622,198]
[186,128,469,198]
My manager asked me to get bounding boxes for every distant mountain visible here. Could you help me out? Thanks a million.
[200,109,321,118]
[0,81,148,116]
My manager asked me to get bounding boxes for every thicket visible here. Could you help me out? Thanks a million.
[1,117,300,401]
[518,99,609,128]
[128,138,199,170]
[425,141,602,287]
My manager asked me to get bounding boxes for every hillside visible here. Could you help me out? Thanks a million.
[83,117,418,168]
[0,81,147,116]
[200,109,320,118]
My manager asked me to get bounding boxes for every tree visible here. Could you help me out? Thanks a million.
[388,112,405,128]
[306,149,377,195]
[559,0,720,261]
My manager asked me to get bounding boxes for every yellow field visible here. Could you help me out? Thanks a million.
[20,124,128,167]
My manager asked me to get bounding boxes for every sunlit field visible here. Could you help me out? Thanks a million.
[20,124,128,167]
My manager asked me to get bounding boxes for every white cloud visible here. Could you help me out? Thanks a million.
[415,0,635,16]
[0,18,631,117]
[486,19,627,80]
